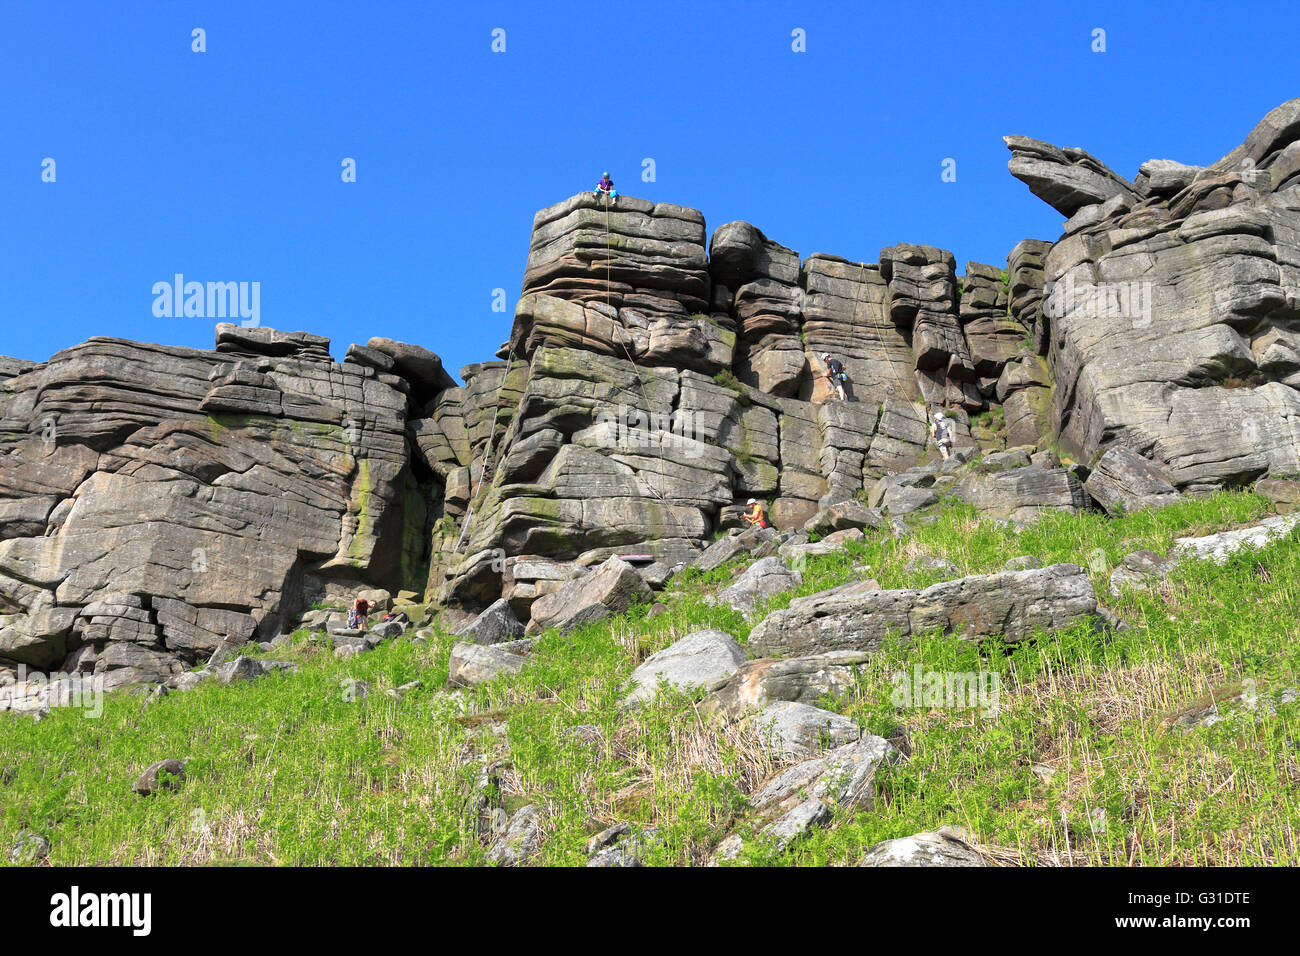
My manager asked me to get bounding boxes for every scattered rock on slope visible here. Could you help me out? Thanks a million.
[748,564,1098,657]
[749,700,860,758]
[527,557,653,634]
[710,556,802,613]
[624,630,747,707]
[447,639,536,687]
[1084,447,1181,516]
[455,598,526,644]
[858,826,989,867]
[132,758,186,796]
[706,651,869,718]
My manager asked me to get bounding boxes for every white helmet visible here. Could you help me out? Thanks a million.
[821,352,831,359]
[747,498,757,506]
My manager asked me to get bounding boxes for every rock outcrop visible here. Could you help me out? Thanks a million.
[0,329,437,689]
[7,99,1300,694]
[1008,98,1300,490]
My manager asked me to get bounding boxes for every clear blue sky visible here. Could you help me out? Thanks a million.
[3,0,1297,381]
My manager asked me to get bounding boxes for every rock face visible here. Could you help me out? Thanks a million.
[432,188,1072,603]
[748,564,1098,657]
[1008,98,1300,491]
[7,100,1299,696]
[0,329,437,690]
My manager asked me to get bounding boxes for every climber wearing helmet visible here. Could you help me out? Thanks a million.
[594,171,618,205]
[931,412,955,461]
[742,498,770,530]
[821,352,847,402]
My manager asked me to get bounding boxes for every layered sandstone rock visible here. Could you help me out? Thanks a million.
[1008,98,1300,488]
[9,100,1300,694]
[0,329,438,688]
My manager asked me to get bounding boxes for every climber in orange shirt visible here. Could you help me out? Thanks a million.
[742,498,770,530]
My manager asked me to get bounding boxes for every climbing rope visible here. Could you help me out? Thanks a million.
[602,196,703,554]
[854,261,909,400]
[452,193,701,562]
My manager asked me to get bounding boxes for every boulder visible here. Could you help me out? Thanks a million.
[880,484,939,516]
[980,448,1032,470]
[749,564,1098,657]
[132,758,186,796]
[1172,514,1300,564]
[904,554,961,577]
[694,526,773,573]
[956,467,1088,521]
[367,620,405,641]
[803,500,884,537]
[624,630,747,706]
[1084,447,1181,515]
[213,657,298,684]
[1256,477,1300,513]
[858,827,989,867]
[1108,549,1175,597]
[706,650,869,719]
[528,556,653,634]
[447,639,536,687]
[750,734,898,812]
[710,556,802,613]
[454,598,526,645]
[587,827,663,867]
[486,804,543,866]
[9,831,51,865]
[761,798,831,851]
[501,556,587,619]
[749,701,860,758]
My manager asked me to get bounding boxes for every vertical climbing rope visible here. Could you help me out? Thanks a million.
[854,260,909,399]
[602,195,703,555]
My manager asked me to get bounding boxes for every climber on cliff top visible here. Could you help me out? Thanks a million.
[594,171,618,205]
[742,498,770,530]
[821,352,848,402]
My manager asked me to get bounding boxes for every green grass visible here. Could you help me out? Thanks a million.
[712,368,748,401]
[2,492,1297,865]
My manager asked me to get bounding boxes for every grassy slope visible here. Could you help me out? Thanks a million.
[3,492,1298,866]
